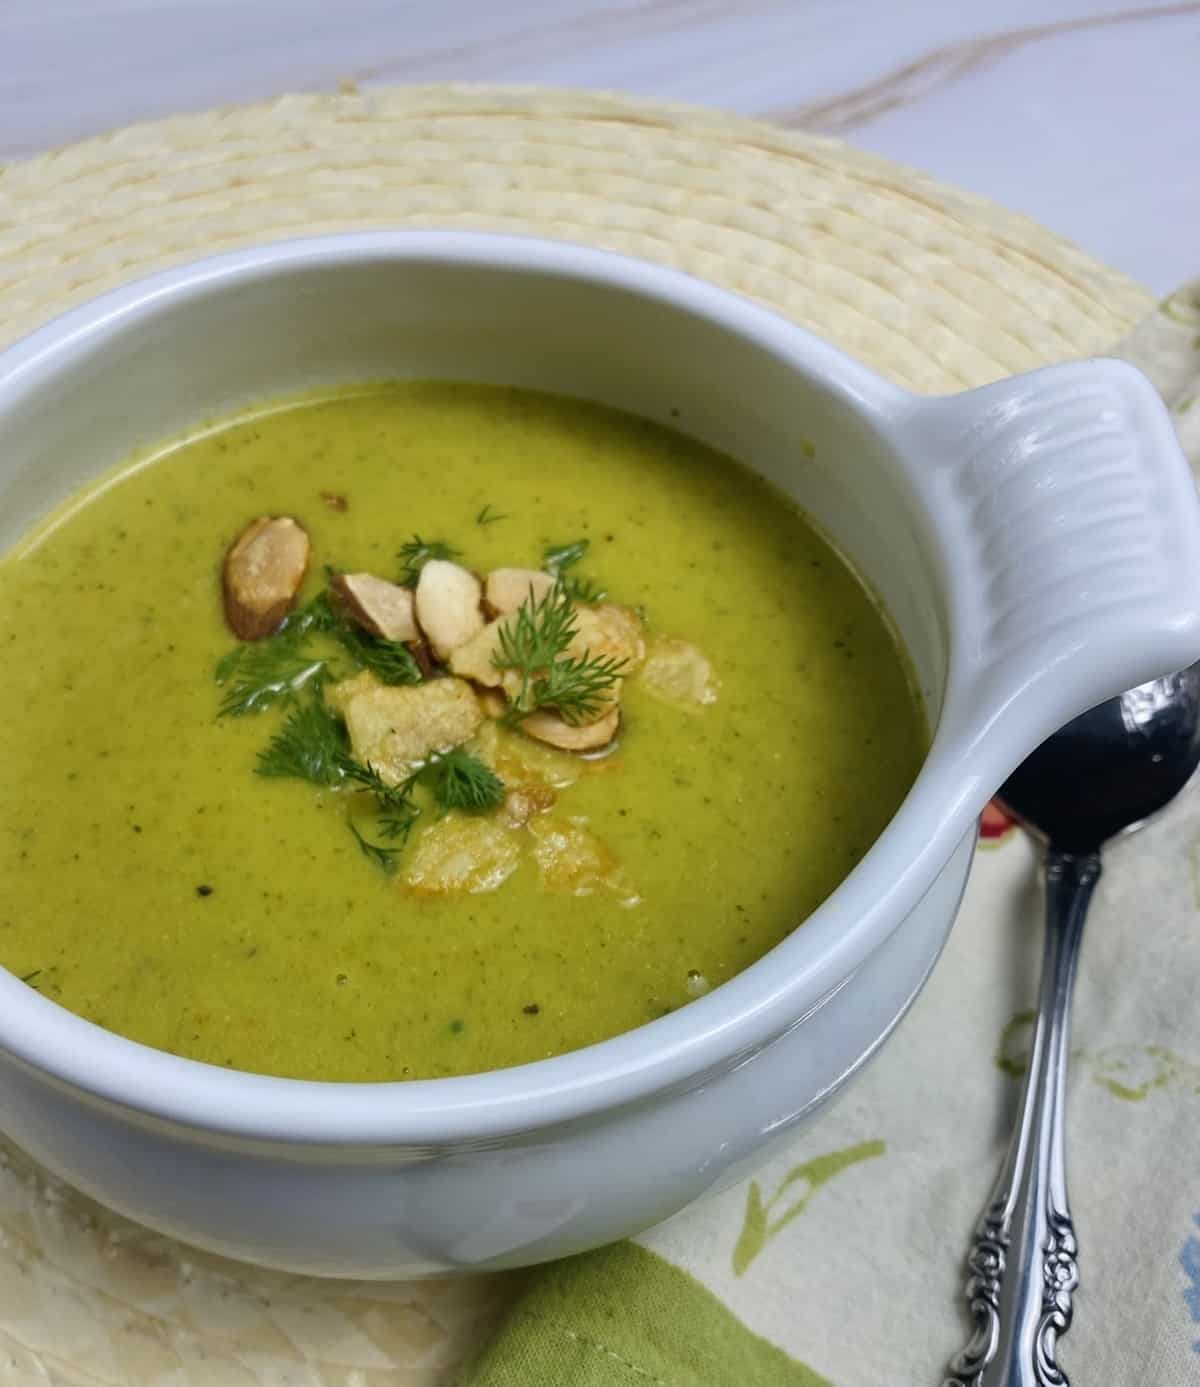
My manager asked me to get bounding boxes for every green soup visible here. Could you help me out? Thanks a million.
[0,384,925,1080]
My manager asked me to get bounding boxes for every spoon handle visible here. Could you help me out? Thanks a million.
[944,850,1100,1387]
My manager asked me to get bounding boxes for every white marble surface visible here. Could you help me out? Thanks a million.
[2,0,1198,295]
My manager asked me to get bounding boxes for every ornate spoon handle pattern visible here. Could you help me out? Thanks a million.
[945,852,1097,1387]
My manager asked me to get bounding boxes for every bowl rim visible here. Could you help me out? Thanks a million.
[0,229,968,1145]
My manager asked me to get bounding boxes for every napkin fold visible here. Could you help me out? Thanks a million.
[460,282,1200,1387]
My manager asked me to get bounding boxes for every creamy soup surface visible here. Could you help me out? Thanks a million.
[0,384,925,1080]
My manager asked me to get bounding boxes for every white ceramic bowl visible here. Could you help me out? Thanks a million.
[0,233,1197,1278]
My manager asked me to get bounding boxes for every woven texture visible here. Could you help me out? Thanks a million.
[0,83,1159,1386]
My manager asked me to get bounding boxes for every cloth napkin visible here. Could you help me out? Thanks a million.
[461,283,1200,1387]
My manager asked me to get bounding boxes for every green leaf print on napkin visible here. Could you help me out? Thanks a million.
[995,1010,1200,1100]
[732,1140,885,1276]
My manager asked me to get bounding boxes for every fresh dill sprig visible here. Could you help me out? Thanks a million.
[542,539,589,573]
[282,589,339,637]
[217,576,426,715]
[475,504,507,526]
[378,806,422,842]
[216,644,328,717]
[255,709,423,870]
[347,820,403,874]
[542,539,607,602]
[492,583,626,725]
[537,650,628,725]
[255,696,348,787]
[424,748,506,813]
[397,535,462,586]
[215,590,337,716]
[562,574,607,603]
[338,756,419,816]
[493,582,578,714]
[341,758,421,865]
[334,625,423,685]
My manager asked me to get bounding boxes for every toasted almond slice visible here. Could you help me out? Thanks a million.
[415,559,485,660]
[447,617,507,688]
[521,707,620,752]
[404,814,521,897]
[222,516,310,640]
[333,673,483,785]
[332,572,419,642]
[484,568,556,616]
[409,636,436,680]
[636,636,719,709]
[448,615,529,703]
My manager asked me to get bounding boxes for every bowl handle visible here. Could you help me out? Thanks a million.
[898,357,1200,785]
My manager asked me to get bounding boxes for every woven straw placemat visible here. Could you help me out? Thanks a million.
[0,83,1155,1386]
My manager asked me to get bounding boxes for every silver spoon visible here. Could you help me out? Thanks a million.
[944,664,1200,1387]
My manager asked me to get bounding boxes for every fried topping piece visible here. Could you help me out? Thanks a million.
[527,817,639,904]
[332,572,419,642]
[405,814,521,896]
[332,673,482,786]
[635,636,718,708]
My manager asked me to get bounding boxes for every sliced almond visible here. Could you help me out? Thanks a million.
[332,572,418,642]
[222,516,310,640]
[332,673,483,786]
[484,568,556,617]
[447,617,508,688]
[415,559,485,660]
[409,636,436,680]
[448,614,531,704]
[521,707,620,753]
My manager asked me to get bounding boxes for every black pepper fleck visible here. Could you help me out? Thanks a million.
[196,884,213,897]
[522,1003,541,1016]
